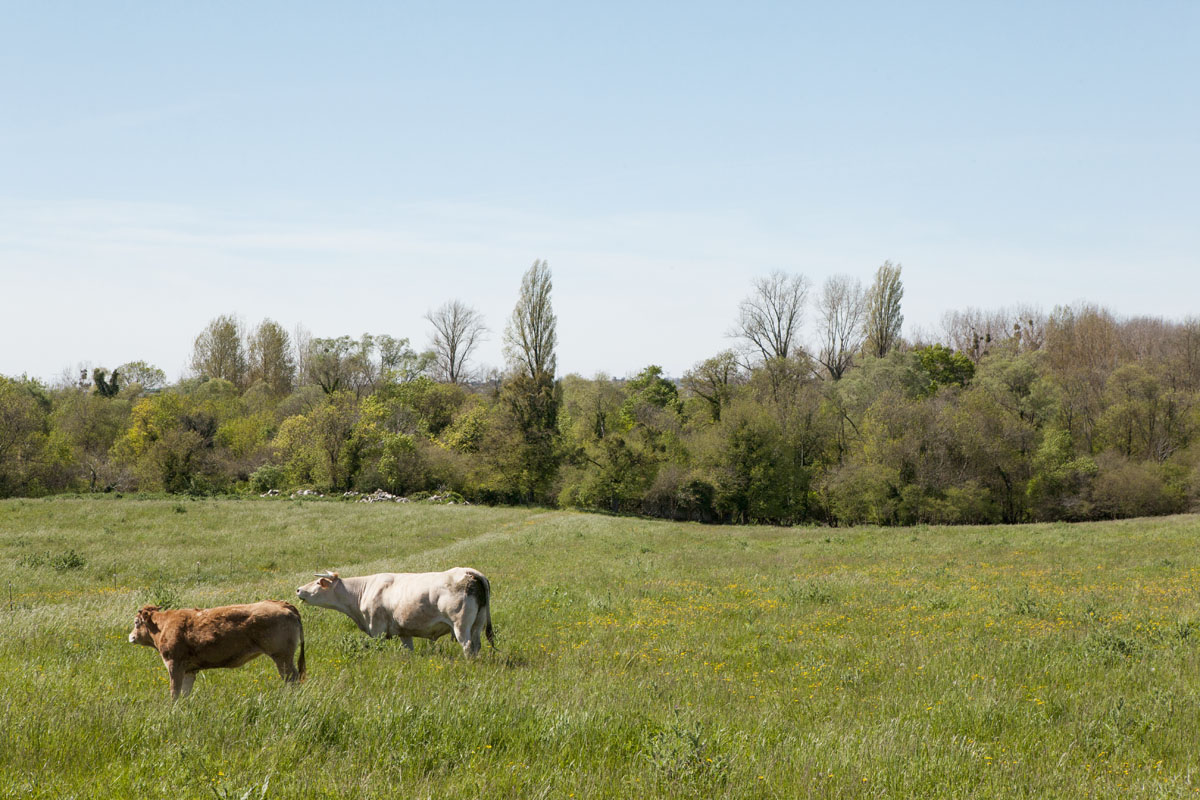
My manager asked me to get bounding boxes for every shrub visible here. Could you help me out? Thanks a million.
[819,463,900,525]
[249,463,286,493]
[1089,453,1185,519]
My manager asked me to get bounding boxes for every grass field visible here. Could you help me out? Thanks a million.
[2,497,1199,798]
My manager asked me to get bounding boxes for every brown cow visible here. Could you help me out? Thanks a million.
[128,600,306,699]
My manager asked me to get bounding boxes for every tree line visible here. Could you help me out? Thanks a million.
[2,260,1198,525]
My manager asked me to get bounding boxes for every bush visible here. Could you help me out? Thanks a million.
[1027,428,1097,521]
[926,481,1000,525]
[249,463,286,493]
[17,549,86,571]
[1089,453,1185,519]
[819,463,899,525]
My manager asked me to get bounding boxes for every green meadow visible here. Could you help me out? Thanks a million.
[1,497,1199,799]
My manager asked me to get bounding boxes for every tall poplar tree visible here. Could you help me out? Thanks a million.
[863,261,904,358]
[500,260,561,502]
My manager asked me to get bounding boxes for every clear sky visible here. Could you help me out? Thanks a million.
[2,2,1197,383]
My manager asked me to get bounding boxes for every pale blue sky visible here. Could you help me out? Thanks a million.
[2,2,1197,382]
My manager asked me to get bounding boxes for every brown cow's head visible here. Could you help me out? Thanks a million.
[296,571,343,608]
[128,605,159,646]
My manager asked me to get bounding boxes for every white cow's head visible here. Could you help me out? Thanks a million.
[296,571,345,608]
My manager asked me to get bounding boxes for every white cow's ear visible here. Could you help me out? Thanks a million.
[318,578,332,588]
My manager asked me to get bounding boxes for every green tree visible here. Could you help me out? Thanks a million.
[51,388,131,491]
[304,334,432,397]
[191,314,248,387]
[681,350,743,422]
[113,392,214,493]
[92,368,120,398]
[912,344,975,395]
[116,360,167,392]
[499,372,561,503]
[0,377,51,496]
[503,260,557,379]
[247,319,296,397]
[1026,428,1097,520]
[497,260,562,502]
[620,365,681,428]
[272,391,362,490]
[863,261,904,358]
[1096,363,1195,462]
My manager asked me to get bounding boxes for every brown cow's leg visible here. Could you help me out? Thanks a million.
[165,661,188,699]
[271,653,299,683]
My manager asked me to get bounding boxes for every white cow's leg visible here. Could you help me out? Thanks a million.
[452,624,473,657]
[454,605,480,658]
[178,671,196,698]
[469,608,489,654]
[367,612,390,638]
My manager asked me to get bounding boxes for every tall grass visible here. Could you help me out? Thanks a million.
[2,497,1199,798]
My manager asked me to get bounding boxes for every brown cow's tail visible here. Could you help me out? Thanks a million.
[287,602,307,682]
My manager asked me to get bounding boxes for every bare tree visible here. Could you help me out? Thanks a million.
[191,314,247,387]
[426,300,488,384]
[504,259,557,379]
[733,271,810,362]
[943,304,1047,361]
[863,261,904,358]
[1044,303,1121,451]
[293,324,313,388]
[815,275,866,381]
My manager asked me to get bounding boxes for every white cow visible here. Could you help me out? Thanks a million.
[296,568,495,657]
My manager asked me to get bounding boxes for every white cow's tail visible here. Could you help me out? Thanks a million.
[466,570,497,650]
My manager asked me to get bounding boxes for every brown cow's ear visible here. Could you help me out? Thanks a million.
[137,608,159,632]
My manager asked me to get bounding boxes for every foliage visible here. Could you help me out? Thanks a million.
[912,344,976,395]
[248,463,285,493]
[246,319,296,397]
[5,296,1200,526]
[91,367,120,398]
[116,360,167,392]
[191,314,247,387]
